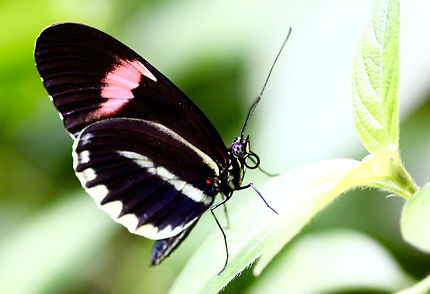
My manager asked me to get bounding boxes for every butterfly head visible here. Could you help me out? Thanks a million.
[230,136,260,169]
[219,136,260,195]
[230,136,249,159]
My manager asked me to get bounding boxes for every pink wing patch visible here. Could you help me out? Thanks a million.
[91,58,158,119]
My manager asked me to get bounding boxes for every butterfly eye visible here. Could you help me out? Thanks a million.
[231,141,245,157]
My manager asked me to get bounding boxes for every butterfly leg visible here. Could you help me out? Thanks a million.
[210,193,232,274]
[238,183,278,215]
[220,194,231,229]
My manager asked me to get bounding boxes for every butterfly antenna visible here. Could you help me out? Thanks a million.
[240,27,292,138]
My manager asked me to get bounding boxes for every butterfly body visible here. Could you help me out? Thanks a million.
[35,22,257,267]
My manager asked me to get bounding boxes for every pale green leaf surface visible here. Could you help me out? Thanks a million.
[0,195,116,294]
[247,230,413,294]
[400,183,430,253]
[169,159,368,294]
[395,274,430,294]
[352,0,399,154]
[253,156,394,275]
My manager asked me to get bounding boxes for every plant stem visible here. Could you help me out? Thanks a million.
[392,151,419,198]
[360,151,419,199]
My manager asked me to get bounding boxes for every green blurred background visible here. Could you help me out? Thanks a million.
[1,0,430,293]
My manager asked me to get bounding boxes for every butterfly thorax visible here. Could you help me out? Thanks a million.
[216,136,251,196]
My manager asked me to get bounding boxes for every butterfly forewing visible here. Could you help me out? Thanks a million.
[73,118,217,239]
[34,22,228,166]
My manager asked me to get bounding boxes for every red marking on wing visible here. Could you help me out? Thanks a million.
[217,145,227,165]
[205,179,213,185]
[90,59,158,119]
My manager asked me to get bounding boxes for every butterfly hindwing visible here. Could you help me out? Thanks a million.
[150,220,198,265]
[73,118,217,239]
[34,22,228,166]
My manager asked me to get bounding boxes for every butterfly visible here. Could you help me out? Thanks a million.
[34,22,288,272]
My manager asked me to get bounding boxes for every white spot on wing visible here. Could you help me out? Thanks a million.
[135,217,198,239]
[182,184,212,206]
[117,214,139,232]
[80,150,90,164]
[81,133,93,143]
[101,201,122,218]
[87,185,109,203]
[136,223,159,238]
[156,166,178,180]
[79,168,96,181]
[118,151,154,168]
[169,179,187,192]
[72,139,79,170]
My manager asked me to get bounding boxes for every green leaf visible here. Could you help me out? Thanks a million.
[395,274,430,294]
[169,158,396,293]
[351,0,399,154]
[350,0,417,199]
[400,183,430,253]
[0,195,116,294]
[247,230,414,294]
[254,158,379,275]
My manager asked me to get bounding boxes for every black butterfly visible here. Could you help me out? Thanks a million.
[34,22,288,272]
